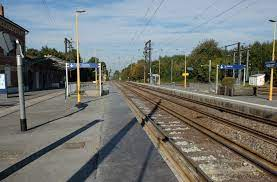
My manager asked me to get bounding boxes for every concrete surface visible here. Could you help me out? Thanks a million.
[0,90,64,118]
[0,89,64,109]
[162,83,277,108]
[0,83,177,182]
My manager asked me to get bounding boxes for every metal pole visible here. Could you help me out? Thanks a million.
[269,22,276,101]
[243,68,246,86]
[236,42,241,83]
[95,50,98,86]
[98,62,102,96]
[208,60,211,83]
[144,53,146,83]
[170,58,173,83]
[66,63,69,97]
[233,52,236,78]
[238,43,242,85]
[149,40,152,84]
[184,55,187,88]
[216,65,219,94]
[246,49,250,81]
[75,12,81,105]
[159,58,161,85]
[16,40,27,131]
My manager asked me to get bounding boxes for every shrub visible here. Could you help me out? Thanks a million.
[222,77,236,88]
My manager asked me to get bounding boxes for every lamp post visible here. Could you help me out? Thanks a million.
[75,10,86,106]
[269,19,276,101]
[184,54,187,88]
[159,49,163,85]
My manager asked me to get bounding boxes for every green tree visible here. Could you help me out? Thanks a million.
[26,48,40,58]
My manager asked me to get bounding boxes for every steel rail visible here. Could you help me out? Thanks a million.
[133,82,277,127]
[121,82,277,176]
[114,82,211,182]
[126,83,277,144]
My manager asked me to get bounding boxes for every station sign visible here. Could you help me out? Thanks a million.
[0,74,7,94]
[187,67,193,71]
[182,72,189,77]
[219,64,245,70]
[265,61,277,68]
[68,63,98,69]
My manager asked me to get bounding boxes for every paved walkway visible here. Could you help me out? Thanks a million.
[0,83,176,182]
[0,89,64,109]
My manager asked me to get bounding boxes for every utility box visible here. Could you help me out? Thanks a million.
[249,74,265,86]
[152,74,160,85]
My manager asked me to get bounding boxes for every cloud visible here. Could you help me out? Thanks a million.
[3,0,277,71]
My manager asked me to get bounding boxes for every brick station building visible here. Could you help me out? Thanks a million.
[0,4,28,92]
[0,4,66,93]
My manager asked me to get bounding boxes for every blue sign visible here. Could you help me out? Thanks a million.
[265,61,277,68]
[219,64,245,70]
[187,67,193,71]
[81,63,98,68]
[0,74,7,94]
[68,63,77,69]
[68,63,98,69]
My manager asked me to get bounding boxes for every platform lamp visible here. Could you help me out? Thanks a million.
[75,10,86,106]
[269,19,276,101]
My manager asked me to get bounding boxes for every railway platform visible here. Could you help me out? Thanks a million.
[137,83,277,120]
[0,83,177,182]
[162,83,277,107]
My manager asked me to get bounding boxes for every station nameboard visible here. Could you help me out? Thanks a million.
[68,63,98,69]
[219,64,245,70]
[0,74,7,95]
[187,67,193,71]
[265,61,277,68]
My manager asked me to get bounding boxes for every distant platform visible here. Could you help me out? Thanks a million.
[133,82,277,120]
[161,83,277,108]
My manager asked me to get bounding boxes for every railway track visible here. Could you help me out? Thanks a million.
[115,81,277,182]
[125,83,277,143]
[137,83,277,126]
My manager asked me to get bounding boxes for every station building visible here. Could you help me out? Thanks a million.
[0,4,29,92]
[0,4,66,93]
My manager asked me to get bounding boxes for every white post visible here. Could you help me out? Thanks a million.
[216,65,219,94]
[158,58,161,85]
[184,55,187,88]
[246,49,250,81]
[209,60,212,83]
[98,62,102,96]
[233,52,236,78]
[243,68,246,86]
[65,63,69,97]
[95,50,98,86]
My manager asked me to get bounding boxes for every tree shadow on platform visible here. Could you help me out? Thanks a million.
[136,144,154,182]
[141,99,161,127]
[136,100,160,182]
[0,119,102,181]
[67,118,137,182]
[28,103,88,131]
[67,100,161,182]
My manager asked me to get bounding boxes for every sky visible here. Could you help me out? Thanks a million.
[1,0,277,71]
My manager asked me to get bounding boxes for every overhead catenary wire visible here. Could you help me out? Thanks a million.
[162,0,249,48]
[130,0,167,47]
[212,0,259,25]
[193,0,220,20]
[41,0,56,25]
